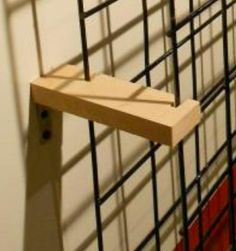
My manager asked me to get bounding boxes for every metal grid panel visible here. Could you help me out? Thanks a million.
[77,0,236,250]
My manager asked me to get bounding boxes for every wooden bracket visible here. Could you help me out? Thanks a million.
[31,65,201,147]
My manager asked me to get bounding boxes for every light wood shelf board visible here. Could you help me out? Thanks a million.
[31,65,201,146]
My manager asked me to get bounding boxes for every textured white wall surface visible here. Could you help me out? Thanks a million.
[1,0,236,251]
[0,1,26,250]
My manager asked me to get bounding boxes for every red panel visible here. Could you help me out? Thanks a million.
[173,167,236,251]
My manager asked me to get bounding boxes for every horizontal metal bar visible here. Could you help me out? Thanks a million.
[131,49,172,82]
[183,0,217,24]
[200,65,236,104]
[166,0,236,36]
[99,143,161,204]
[167,0,218,36]
[188,169,228,227]
[82,0,119,19]
[201,85,225,111]
[201,66,236,110]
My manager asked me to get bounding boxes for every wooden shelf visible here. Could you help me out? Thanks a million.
[31,65,201,147]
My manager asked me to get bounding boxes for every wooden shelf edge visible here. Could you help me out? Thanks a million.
[31,64,201,147]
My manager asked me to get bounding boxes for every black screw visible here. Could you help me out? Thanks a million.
[41,110,49,119]
[42,129,52,140]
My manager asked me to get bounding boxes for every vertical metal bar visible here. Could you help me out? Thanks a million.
[77,1,104,250]
[77,0,90,80]
[141,0,161,250]
[221,0,236,248]
[188,1,204,250]
[168,1,190,250]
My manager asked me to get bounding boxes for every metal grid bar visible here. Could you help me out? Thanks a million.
[168,0,189,250]
[141,0,161,249]
[78,1,104,250]
[83,0,119,18]
[221,0,236,248]
[188,0,203,249]
[76,0,236,250]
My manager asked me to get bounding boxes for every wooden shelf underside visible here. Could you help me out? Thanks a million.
[31,65,201,147]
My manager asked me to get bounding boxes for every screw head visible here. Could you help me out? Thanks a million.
[42,129,52,140]
[41,110,49,119]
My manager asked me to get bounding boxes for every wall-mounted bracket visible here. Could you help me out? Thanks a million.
[31,65,201,147]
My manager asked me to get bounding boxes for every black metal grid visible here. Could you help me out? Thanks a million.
[77,0,236,250]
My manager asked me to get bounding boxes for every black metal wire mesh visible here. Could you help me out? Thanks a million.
[77,0,236,250]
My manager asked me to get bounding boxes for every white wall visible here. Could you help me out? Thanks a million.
[1,0,236,251]
[0,1,25,250]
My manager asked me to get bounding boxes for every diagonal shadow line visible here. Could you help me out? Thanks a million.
[7,0,40,14]
[27,0,168,78]
[6,0,44,75]
[66,0,168,66]
[36,73,174,105]
[62,127,115,175]
[155,18,236,92]
[73,94,173,105]
[104,2,130,248]
[30,0,44,76]
[2,0,25,149]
